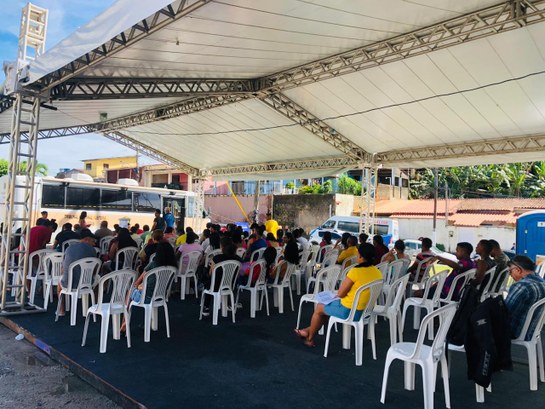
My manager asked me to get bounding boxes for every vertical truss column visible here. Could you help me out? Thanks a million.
[358,157,379,237]
[191,177,206,219]
[0,3,48,314]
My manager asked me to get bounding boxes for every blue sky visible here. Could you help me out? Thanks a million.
[0,0,157,175]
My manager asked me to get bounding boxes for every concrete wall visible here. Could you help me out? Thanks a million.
[397,218,515,252]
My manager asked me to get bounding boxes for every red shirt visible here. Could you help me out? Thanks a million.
[28,225,52,254]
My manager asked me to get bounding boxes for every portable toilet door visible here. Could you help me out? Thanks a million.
[516,210,545,262]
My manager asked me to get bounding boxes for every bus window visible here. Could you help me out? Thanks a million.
[374,224,389,236]
[101,189,132,211]
[42,185,65,208]
[337,221,359,233]
[66,186,100,210]
[133,192,161,213]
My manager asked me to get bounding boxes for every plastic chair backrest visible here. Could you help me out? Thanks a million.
[298,248,311,269]
[100,236,114,255]
[384,274,410,309]
[537,263,545,279]
[322,254,337,269]
[479,266,500,299]
[115,246,139,270]
[167,237,177,247]
[442,268,476,302]
[413,258,436,284]
[42,252,63,281]
[245,259,266,287]
[62,239,80,253]
[421,270,448,303]
[274,246,283,264]
[323,247,339,262]
[320,265,342,293]
[389,258,410,283]
[344,279,383,323]
[210,260,240,292]
[29,249,53,276]
[250,247,266,262]
[133,237,143,249]
[96,269,136,307]
[318,244,333,263]
[492,267,511,294]
[411,303,457,361]
[341,255,358,271]
[67,257,101,290]
[271,260,296,285]
[179,251,202,276]
[140,266,176,305]
[205,249,221,267]
[309,245,320,265]
[514,297,545,342]
[236,247,246,258]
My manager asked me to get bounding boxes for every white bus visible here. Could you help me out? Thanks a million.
[0,176,207,235]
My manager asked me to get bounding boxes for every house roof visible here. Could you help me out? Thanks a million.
[449,212,518,227]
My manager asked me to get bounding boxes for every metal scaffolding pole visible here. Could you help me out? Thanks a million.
[358,156,378,237]
[0,3,48,314]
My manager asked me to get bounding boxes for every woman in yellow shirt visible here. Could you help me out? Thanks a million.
[294,243,382,347]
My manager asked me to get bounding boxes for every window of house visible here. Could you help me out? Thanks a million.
[85,163,92,170]
[103,163,109,169]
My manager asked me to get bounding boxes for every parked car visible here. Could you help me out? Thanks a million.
[389,239,458,262]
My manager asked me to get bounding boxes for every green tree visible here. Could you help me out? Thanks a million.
[0,159,48,177]
[337,173,362,195]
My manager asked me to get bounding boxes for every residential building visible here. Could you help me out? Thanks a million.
[82,156,137,179]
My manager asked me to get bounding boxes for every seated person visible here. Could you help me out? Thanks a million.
[505,255,545,340]
[177,231,203,270]
[104,228,137,273]
[121,242,177,332]
[269,237,300,282]
[489,239,511,292]
[294,243,382,347]
[94,220,113,240]
[138,229,164,271]
[163,226,177,241]
[372,235,389,266]
[245,225,267,261]
[320,231,333,248]
[417,242,475,302]
[202,237,243,316]
[336,235,358,265]
[53,222,79,251]
[382,239,411,264]
[473,239,496,287]
[238,246,277,286]
[358,233,369,246]
[407,237,434,280]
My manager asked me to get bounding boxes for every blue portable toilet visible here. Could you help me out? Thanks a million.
[516,211,545,262]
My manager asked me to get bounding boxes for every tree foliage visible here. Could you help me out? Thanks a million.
[337,173,362,195]
[410,162,545,199]
[0,159,48,177]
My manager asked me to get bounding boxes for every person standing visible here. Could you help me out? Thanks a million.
[151,209,166,232]
[164,207,175,230]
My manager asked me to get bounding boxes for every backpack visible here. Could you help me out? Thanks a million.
[447,282,480,346]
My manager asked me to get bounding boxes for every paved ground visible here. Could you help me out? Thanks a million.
[0,324,120,409]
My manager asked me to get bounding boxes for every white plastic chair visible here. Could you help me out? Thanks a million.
[478,266,502,301]
[408,259,437,298]
[296,265,341,329]
[323,279,383,366]
[235,259,269,318]
[372,274,410,346]
[488,266,511,297]
[235,247,246,258]
[204,249,221,267]
[176,250,201,299]
[199,260,241,325]
[62,239,80,253]
[340,255,358,271]
[42,252,64,310]
[381,259,411,304]
[81,269,137,353]
[26,249,54,305]
[167,236,177,248]
[274,246,283,264]
[128,266,176,342]
[317,244,334,263]
[55,257,102,326]
[512,297,545,391]
[268,260,296,314]
[440,268,476,304]
[293,248,311,296]
[307,253,339,293]
[381,303,457,409]
[133,237,143,250]
[100,236,114,255]
[401,270,448,340]
[249,247,266,262]
[114,246,139,270]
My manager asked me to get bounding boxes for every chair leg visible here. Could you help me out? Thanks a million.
[440,355,451,408]
[81,313,91,347]
[278,288,284,314]
[422,361,434,409]
[199,293,205,320]
[70,295,78,326]
[29,278,37,305]
[323,320,335,358]
[355,324,363,366]
[296,299,305,329]
[527,343,538,391]
[380,353,394,404]
[249,290,257,318]
[193,276,199,298]
[180,276,186,300]
[397,314,404,342]
[404,361,416,390]
[413,306,421,330]
[263,288,269,316]
[368,321,377,360]
[43,282,50,310]
[125,309,132,348]
[388,315,397,345]
[112,314,121,340]
[288,285,294,311]
[537,337,545,382]
[476,384,485,403]
[163,304,171,338]
[230,293,236,323]
[151,307,159,331]
[144,307,152,342]
[212,295,220,326]
[99,313,110,353]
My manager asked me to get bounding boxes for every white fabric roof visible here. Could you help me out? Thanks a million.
[2,0,545,178]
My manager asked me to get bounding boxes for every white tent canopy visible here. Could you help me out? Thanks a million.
[2,0,545,179]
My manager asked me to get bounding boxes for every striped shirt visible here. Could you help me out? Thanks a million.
[505,274,545,340]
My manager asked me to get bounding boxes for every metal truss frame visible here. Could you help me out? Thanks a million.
[259,93,370,162]
[102,131,199,175]
[30,0,213,90]
[205,156,358,178]
[377,133,545,165]
[262,0,545,92]
[50,77,260,100]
